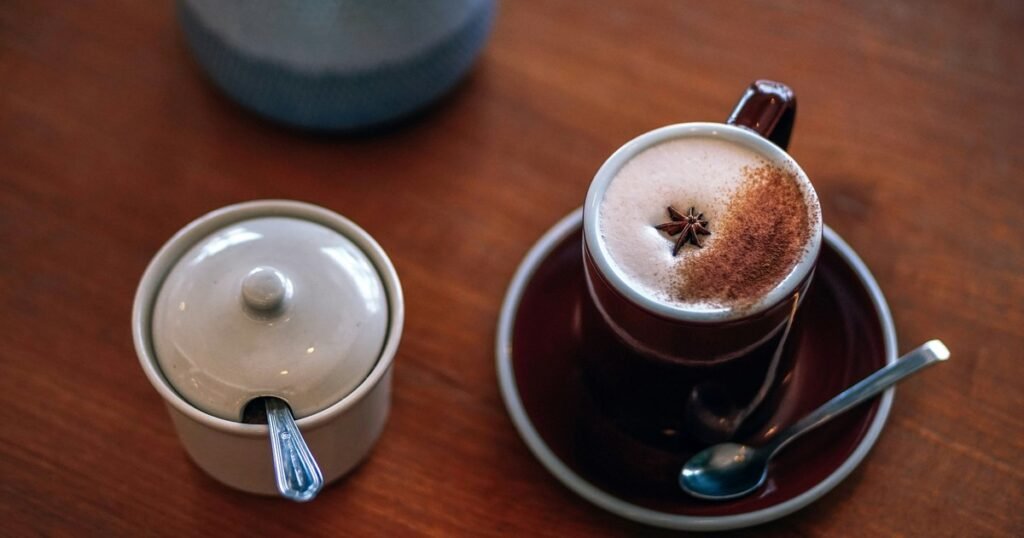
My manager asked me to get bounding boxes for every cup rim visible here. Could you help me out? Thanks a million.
[132,200,404,437]
[582,122,822,323]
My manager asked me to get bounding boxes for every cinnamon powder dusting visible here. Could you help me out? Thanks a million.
[675,164,814,308]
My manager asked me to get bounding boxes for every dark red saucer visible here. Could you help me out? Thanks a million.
[496,209,897,531]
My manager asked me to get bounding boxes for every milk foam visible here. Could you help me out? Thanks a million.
[597,137,809,312]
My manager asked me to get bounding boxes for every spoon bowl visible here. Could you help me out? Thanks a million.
[680,443,770,500]
[679,340,950,500]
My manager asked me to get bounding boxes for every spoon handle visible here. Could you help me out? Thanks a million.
[265,397,324,502]
[769,340,950,455]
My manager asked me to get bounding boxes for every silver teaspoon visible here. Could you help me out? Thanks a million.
[679,340,950,500]
[265,397,324,502]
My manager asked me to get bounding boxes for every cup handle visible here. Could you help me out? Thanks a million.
[726,80,796,151]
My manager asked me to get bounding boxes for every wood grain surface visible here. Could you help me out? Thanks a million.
[2,1,1022,536]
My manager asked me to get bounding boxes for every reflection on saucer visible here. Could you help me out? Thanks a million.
[496,209,896,531]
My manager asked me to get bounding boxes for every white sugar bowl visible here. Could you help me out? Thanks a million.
[132,200,403,498]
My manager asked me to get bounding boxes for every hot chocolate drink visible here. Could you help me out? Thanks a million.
[577,82,820,489]
[596,136,819,315]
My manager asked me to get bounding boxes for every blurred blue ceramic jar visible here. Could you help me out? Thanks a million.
[178,0,496,130]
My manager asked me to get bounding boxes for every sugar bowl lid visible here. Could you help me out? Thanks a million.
[148,205,390,422]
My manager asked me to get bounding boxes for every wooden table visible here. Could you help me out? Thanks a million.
[2,1,1021,535]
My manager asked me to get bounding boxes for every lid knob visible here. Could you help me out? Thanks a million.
[242,266,291,314]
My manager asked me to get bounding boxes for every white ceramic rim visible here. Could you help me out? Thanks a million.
[496,208,896,531]
[582,123,823,322]
[132,200,404,437]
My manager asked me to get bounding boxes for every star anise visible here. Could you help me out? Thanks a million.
[654,206,711,255]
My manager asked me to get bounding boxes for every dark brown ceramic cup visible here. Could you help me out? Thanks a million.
[578,81,822,488]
